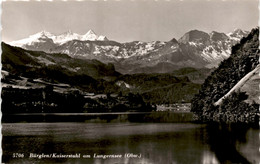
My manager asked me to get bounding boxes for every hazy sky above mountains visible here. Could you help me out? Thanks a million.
[2,0,259,43]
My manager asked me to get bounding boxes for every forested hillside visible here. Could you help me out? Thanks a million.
[116,72,206,104]
[191,28,259,122]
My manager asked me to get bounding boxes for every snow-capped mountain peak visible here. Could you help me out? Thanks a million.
[9,30,109,47]
[232,28,245,34]
[227,28,249,41]
[9,31,54,47]
[57,30,75,37]
[54,30,81,44]
[97,35,109,41]
[85,29,96,35]
[82,30,98,41]
[29,31,55,39]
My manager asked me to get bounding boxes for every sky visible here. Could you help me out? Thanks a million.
[1,0,259,43]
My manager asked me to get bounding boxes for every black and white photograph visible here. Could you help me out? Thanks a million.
[1,0,259,163]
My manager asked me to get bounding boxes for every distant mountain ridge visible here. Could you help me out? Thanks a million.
[10,30,108,47]
[9,29,249,74]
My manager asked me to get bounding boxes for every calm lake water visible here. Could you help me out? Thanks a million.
[2,113,259,164]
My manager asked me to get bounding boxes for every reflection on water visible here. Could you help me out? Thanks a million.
[206,123,259,164]
[2,122,259,164]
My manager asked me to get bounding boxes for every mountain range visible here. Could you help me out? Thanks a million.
[10,30,108,46]
[9,29,249,74]
[2,27,258,115]
[2,42,214,104]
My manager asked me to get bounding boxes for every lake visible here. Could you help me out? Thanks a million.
[2,113,259,164]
